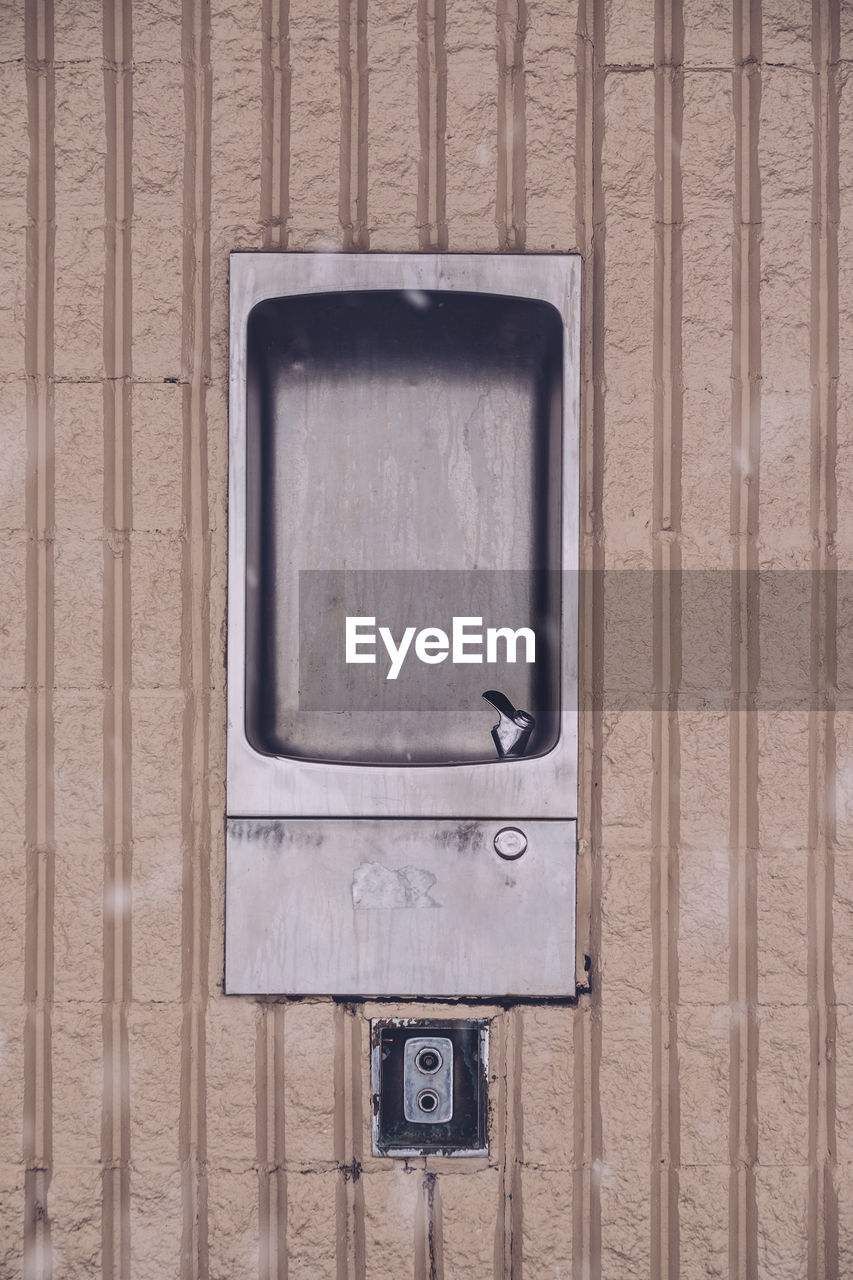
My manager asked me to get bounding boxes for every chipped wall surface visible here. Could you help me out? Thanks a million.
[0,0,851,1276]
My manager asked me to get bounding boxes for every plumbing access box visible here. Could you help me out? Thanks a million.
[225,253,580,998]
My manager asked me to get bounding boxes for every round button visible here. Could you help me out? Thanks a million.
[415,1046,443,1074]
[494,827,528,860]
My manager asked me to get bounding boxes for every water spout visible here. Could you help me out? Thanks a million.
[482,690,535,758]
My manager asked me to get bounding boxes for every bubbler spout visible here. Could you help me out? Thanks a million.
[482,690,536,759]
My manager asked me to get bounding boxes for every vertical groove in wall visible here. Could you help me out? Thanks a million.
[258,0,290,1257]
[729,3,760,1276]
[494,1008,523,1278]
[651,2,682,1277]
[509,1007,524,1278]
[23,2,55,1276]
[495,0,526,250]
[258,0,290,1250]
[261,0,291,248]
[807,3,840,1277]
[416,0,447,250]
[491,1012,507,1277]
[338,0,369,249]
[101,1,134,1274]
[257,1003,288,1280]
[334,1006,366,1280]
[414,1173,444,1280]
[179,0,212,1274]
[573,0,603,1276]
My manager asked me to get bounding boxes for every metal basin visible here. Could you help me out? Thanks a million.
[244,287,563,765]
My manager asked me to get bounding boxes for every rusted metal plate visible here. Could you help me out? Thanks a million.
[371,1020,489,1157]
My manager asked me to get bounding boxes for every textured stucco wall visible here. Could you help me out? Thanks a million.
[1,0,852,1276]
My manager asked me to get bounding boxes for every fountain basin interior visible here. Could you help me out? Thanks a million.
[245,286,563,766]
[227,254,580,827]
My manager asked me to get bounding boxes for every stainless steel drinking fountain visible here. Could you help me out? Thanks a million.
[225,253,580,998]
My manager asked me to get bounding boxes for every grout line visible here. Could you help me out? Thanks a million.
[807,3,840,1277]
[257,1004,289,1278]
[278,0,292,249]
[493,1008,523,1277]
[334,1006,365,1279]
[179,0,212,1274]
[355,0,369,249]
[258,1,291,1246]
[491,1011,507,1278]
[337,0,352,249]
[573,1,604,1277]
[338,0,369,250]
[510,1006,524,1277]
[428,1171,444,1280]
[261,0,275,246]
[495,0,526,250]
[415,1171,444,1280]
[334,1007,347,1280]
[274,1006,289,1277]
[729,4,761,1277]
[257,1007,270,1277]
[23,0,55,1275]
[650,1,683,1277]
[101,1,134,1274]
[261,0,291,249]
[414,1172,431,1280]
[350,1012,367,1275]
[416,0,448,250]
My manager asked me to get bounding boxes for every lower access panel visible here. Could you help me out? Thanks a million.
[225,818,576,997]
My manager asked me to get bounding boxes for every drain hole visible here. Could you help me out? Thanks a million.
[415,1047,442,1074]
[417,1089,439,1114]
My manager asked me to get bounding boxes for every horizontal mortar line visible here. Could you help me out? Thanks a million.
[176,1160,366,1178]
[676,1162,807,1173]
[114,55,185,67]
[511,1160,574,1174]
[19,377,188,390]
[600,57,821,72]
[12,681,191,695]
[26,56,121,67]
[100,1155,131,1174]
[37,998,185,1010]
[729,1160,815,1172]
[22,373,139,384]
[762,61,818,74]
[16,526,195,538]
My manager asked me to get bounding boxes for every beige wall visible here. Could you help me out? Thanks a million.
[1,0,851,1275]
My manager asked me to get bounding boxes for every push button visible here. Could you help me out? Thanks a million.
[493,826,528,860]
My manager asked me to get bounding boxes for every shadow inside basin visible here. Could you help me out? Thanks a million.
[245,288,563,765]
